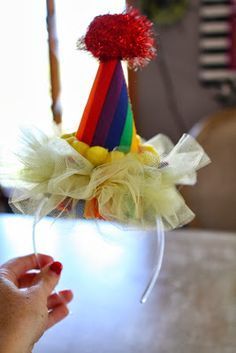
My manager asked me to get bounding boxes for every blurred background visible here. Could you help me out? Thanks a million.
[0,0,236,230]
[0,2,236,352]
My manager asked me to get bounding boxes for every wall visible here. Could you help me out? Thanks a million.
[134,0,221,142]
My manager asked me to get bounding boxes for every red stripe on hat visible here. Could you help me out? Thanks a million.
[76,60,118,145]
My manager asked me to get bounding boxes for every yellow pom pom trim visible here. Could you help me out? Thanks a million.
[105,150,125,163]
[66,136,76,145]
[138,144,160,166]
[140,144,159,156]
[71,140,89,156]
[63,136,160,167]
[86,146,109,166]
[138,152,159,166]
[61,132,75,139]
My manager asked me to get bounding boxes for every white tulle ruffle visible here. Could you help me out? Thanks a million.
[6,129,210,229]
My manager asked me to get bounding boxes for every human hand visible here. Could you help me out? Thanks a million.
[0,254,73,353]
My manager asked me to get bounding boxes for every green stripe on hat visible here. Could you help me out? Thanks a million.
[119,102,133,152]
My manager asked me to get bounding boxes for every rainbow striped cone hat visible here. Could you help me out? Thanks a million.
[76,60,139,154]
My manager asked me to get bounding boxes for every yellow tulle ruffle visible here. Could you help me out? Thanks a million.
[7,129,210,229]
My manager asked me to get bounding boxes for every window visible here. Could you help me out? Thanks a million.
[0,0,126,155]
[0,0,51,153]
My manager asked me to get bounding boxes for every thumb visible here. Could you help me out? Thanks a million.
[38,261,63,296]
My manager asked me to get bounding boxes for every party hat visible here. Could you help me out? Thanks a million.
[76,60,138,153]
[7,7,210,231]
[75,9,156,154]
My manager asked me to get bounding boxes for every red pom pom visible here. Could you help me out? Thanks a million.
[77,8,157,69]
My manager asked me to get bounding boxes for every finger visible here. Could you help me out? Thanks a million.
[37,261,63,296]
[47,290,73,310]
[47,304,69,329]
[18,272,39,288]
[0,254,54,283]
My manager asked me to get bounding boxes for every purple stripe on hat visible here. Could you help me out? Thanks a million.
[104,82,128,150]
[91,61,124,147]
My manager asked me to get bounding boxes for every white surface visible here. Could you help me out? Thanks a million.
[0,214,236,353]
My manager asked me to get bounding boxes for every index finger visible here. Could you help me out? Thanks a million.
[0,254,54,282]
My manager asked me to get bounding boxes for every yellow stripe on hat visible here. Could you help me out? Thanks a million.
[131,121,139,152]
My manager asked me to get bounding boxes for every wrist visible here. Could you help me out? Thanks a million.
[0,333,31,353]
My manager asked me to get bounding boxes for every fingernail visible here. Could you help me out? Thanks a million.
[49,261,63,275]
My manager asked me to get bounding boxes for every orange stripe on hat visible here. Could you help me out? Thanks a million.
[76,60,117,145]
